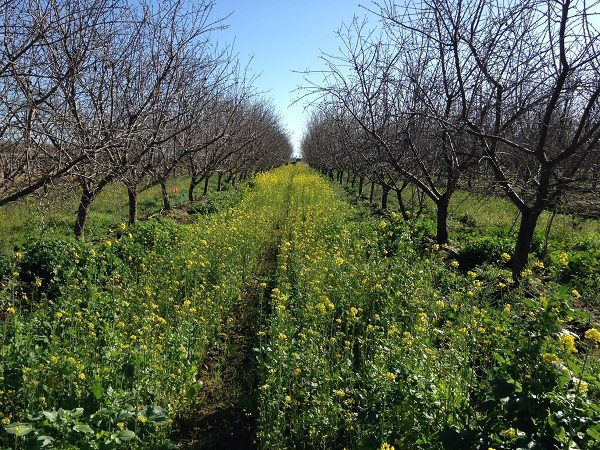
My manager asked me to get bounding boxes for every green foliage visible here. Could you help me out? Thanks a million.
[456,228,515,269]
[255,168,600,450]
[1,166,599,449]
[0,171,285,449]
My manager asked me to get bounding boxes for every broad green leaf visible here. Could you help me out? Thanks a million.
[116,430,136,441]
[4,422,33,436]
[73,423,94,434]
[91,381,104,400]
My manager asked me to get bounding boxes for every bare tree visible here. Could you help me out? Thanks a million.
[413,0,600,276]
[0,0,120,206]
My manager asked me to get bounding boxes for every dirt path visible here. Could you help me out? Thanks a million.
[174,246,277,449]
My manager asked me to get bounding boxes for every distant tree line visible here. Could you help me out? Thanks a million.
[0,0,292,237]
[301,0,600,278]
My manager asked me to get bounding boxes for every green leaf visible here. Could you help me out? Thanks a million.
[587,425,600,441]
[116,430,136,441]
[4,422,33,436]
[36,435,55,447]
[73,423,94,434]
[42,411,58,422]
[555,426,567,442]
[91,381,104,400]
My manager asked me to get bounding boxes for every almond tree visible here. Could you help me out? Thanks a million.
[414,0,600,276]
[0,0,119,206]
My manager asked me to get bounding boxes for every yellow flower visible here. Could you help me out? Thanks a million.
[502,427,517,439]
[542,353,561,364]
[503,304,511,314]
[117,422,125,430]
[559,333,577,353]
[35,278,42,287]
[559,251,569,266]
[277,332,287,340]
[137,415,147,423]
[584,328,600,344]
[336,389,346,398]
[78,372,86,380]
[575,379,589,395]
[450,260,459,268]
[385,372,396,381]
[380,443,395,450]
[285,395,292,403]
[501,252,511,262]
[6,307,15,315]
[1,417,10,425]
[571,289,581,298]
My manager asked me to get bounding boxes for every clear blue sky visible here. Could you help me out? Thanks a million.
[210,1,366,156]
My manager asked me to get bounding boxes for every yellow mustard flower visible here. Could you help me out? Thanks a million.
[559,333,578,353]
[584,328,600,344]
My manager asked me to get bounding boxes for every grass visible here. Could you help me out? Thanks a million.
[257,168,600,449]
[0,170,284,449]
[0,175,234,256]
[354,181,600,242]
[1,166,598,449]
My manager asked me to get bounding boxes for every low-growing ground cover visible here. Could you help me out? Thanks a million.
[1,164,598,449]
[0,170,291,449]
[342,180,600,315]
[257,167,599,449]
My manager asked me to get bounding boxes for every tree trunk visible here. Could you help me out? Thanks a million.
[217,172,223,192]
[203,173,210,195]
[369,181,375,203]
[396,187,409,221]
[328,169,334,181]
[358,176,364,196]
[416,190,426,217]
[381,184,390,210]
[189,176,197,202]
[346,171,351,184]
[74,189,95,238]
[435,195,450,244]
[128,185,138,225]
[512,208,541,279]
[160,181,171,211]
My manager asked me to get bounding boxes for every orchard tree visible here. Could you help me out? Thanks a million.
[398,0,600,276]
